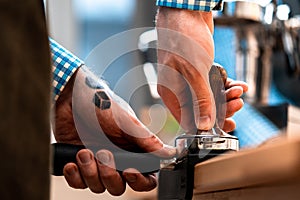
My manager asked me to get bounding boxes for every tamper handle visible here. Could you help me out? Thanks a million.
[202,63,228,135]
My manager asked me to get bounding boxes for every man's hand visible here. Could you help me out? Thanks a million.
[156,7,248,133]
[53,66,176,195]
[156,7,217,133]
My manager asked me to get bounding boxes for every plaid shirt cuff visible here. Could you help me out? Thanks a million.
[50,38,84,101]
[156,0,223,11]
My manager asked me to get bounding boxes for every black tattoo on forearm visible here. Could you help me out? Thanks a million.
[83,70,111,110]
[93,91,111,110]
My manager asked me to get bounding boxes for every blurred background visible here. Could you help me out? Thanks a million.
[47,0,300,199]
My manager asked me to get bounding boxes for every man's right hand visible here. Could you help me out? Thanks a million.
[156,7,216,133]
[156,7,248,134]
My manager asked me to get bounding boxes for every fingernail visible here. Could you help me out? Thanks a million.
[125,174,137,183]
[78,151,92,164]
[196,116,211,130]
[66,166,76,176]
[96,151,110,165]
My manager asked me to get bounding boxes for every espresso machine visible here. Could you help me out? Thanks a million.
[213,0,300,131]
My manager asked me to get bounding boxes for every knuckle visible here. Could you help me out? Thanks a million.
[100,170,115,181]
[83,170,98,179]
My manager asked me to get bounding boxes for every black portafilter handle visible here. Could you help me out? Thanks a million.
[51,143,161,176]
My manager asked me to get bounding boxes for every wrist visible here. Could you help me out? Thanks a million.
[157,7,214,34]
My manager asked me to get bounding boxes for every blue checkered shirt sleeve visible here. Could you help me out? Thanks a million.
[156,0,223,11]
[50,38,84,101]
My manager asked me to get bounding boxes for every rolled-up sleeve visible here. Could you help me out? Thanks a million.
[50,38,84,102]
[156,0,223,11]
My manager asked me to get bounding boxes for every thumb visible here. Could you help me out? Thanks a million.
[131,134,177,159]
[189,70,216,131]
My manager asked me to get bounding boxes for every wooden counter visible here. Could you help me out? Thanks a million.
[193,138,300,199]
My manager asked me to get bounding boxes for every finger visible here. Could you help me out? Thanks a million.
[96,150,126,196]
[76,149,105,193]
[222,118,236,132]
[226,98,244,118]
[63,163,87,189]
[191,82,215,131]
[123,168,157,192]
[127,133,177,158]
[225,79,248,92]
[157,57,215,131]
[187,63,216,131]
[225,86,244,101]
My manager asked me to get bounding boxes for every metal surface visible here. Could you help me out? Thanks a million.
[214,1,274,105]
[215,1,300,106]
[235,25,273,104]
[214,1,264,26]
[272,15,300,106]
[176,133,239,152]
